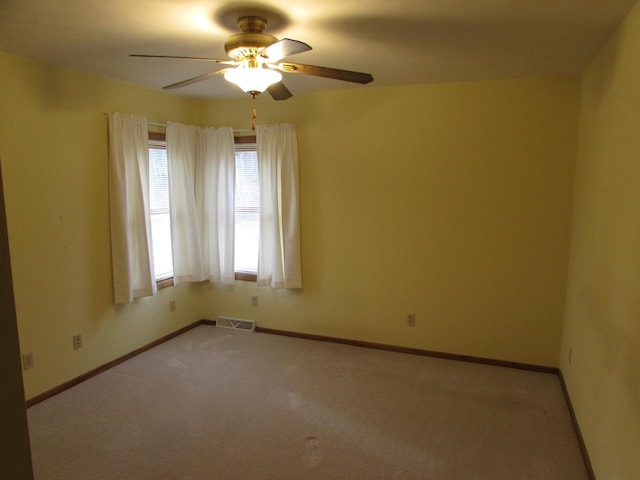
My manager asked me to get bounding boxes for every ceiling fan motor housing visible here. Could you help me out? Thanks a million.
[224,16,277,61]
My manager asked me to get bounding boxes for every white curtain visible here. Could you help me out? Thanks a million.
[108,113,157,304]
[256,123,302,288]
[197,127,236,284]
[167,123,203,284]
[167,122,235,285]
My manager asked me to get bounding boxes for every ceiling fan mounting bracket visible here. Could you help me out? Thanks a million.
[224,16,277,61]
[237,16,268,34]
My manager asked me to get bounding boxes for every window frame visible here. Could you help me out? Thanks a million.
[148,132,174,289]
[147,132,260,286]
[234,134,258,282]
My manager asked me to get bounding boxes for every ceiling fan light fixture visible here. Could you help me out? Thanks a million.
[135,14,373,100]
[224,61,282,95]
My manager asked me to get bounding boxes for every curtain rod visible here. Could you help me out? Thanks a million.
[103,113,255,134]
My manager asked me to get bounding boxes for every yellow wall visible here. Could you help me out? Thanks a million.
[0,51,204,399]
[1,49,580,398]
[2,10,638,475]
[560,1,640,477]
[199,78,579,367]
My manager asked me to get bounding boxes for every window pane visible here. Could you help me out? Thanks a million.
[149,146,173,280]
[149,148,169,215]
[150,212,173,279]
[235,149,259,273]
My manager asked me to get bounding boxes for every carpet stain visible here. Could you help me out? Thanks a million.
[267,388,305,411]
[302,435,322,468]
[167,358,187,369]
[288,391,304,410]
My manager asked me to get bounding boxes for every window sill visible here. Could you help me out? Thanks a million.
[235,272,257,282]
[156,277,174,290]
[157,274,255,287]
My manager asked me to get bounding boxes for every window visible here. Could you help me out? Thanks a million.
[147,133,260,285]
[234,136,259,280]
[148,133,173,285]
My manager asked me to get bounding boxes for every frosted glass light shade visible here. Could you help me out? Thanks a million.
[224,66,282,93]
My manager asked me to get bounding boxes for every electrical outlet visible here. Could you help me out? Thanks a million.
[251,295,259,307]
[73,334,82,350]
[23,352,34,370]
[407,314,416,327]
[169,299,176,312]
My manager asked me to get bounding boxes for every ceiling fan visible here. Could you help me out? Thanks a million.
[131,15,374,100]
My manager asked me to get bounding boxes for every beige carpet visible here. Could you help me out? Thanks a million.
[27,325,589,479]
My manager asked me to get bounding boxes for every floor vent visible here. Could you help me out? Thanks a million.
[216,316,256,332]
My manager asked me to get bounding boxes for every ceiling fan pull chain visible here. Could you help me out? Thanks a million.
[251,99,257,131]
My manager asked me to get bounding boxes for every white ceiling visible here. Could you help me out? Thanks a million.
[0,0,637,99]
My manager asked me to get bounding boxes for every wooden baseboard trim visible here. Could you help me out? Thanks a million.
[24,318,594,479]
[558,371,596,480]
[25,320,211,408]
[25,319,557,408]
[254,326,559,374]
[26,319,591,476]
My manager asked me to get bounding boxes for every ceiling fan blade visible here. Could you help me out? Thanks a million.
[130,54,236,65]
[277,62,373,84]
[267,81,293,101]
[259,38,312,62]
[163,69,229,90]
